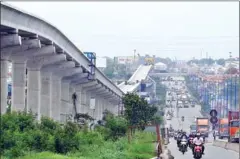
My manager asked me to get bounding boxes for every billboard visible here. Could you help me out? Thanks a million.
[116,56,138,64]
[228,111,239,121]
[83,52,96,79]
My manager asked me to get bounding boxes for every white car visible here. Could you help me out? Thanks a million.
[166,115,172,120]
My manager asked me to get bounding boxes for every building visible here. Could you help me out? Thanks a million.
[154,62,167,73]
[115,56,139,65]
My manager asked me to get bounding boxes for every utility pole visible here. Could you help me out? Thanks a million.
[133,49,136,70]
[229,52,232,111]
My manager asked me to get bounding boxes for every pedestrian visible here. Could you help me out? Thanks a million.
[213,130,216,140]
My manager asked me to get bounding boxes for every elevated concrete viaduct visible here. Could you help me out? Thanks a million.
[1,3,124,122]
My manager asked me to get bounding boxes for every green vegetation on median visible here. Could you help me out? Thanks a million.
[1,93,158,159]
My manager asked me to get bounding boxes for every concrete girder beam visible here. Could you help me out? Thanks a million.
[64,73,88,83]
[85,84,102,93]
[97,91,113,97]
[81,80,99,89]
[94,88,108,94]
[85,84,103,92]
[27,54,66,70]
[96,88,111,95]
[108,96,118,101]
[102,93,115,99]
[1,34,21,49]
[41,61,75,72]
[11,45,55,62]
[1,39,41,60]
[109,100,118,105]
[72,77,90,85]
[54,67,83,78]
[105,95,116,100]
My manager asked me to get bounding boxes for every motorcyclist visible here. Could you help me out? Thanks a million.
[180,131,188,139]
[192,132,205,155]
[179,133,188,151]
[188,133,195,146]
[176,131,183,146]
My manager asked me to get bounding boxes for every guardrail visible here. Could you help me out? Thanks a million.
[213,140,239,153]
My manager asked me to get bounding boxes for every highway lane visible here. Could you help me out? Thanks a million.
[168,138,238,159]
[164,77,238,159]
[167,104,238,159]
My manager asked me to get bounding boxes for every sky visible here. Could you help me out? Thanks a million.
[6,1,239,60]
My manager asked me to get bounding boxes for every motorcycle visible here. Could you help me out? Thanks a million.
[193,145,203,159]
[179,139,188,154]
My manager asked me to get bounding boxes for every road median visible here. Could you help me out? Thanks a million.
[213,140,239,153]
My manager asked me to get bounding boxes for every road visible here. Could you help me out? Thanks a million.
[167,138,238,159]
[164,79,239,159]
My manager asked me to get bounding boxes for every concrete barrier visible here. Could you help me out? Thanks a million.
[213,140,239,153]
[225,143,239,152]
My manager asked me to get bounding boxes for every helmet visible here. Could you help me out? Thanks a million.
[196,133,201,138]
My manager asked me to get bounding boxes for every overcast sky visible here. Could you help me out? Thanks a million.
[7,1,239,60]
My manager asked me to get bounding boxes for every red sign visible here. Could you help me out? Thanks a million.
[228,111,239,121]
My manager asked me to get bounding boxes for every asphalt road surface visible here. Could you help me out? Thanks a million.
[164,78,238,159]
[166,105,238,159]
[168,138,238,159]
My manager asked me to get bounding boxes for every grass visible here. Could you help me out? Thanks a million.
[15,131,156,159]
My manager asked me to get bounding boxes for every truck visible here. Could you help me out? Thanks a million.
[181,95,187,101]
[196,117,209,137]
[218,118,229,139]
[228,111,239,143]
[190,124,197,135]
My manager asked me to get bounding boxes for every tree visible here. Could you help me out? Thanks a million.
[104,58,115,78]
[122,93,158,130]
[216,58,225,66]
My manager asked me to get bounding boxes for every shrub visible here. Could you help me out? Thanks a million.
[105,115,128,140]
[39,116,59,135]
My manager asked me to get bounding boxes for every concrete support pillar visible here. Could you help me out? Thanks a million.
[75,88,82,114]
[1,59,8,114]
[99,98,104,120]
[40,72,52,117]
[94,97,101,120]
[85,91,91,114]
[60,81,70,122]
[69,84,75,116]
[81,89,87,113]
[88,97,95,117]
[11,61,26,112]
[27,68,41,120]
[51,75,61,121]
[103,99,109,112]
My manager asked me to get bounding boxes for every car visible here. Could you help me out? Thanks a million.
[166,115,172,120]
[178,104,183,108]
